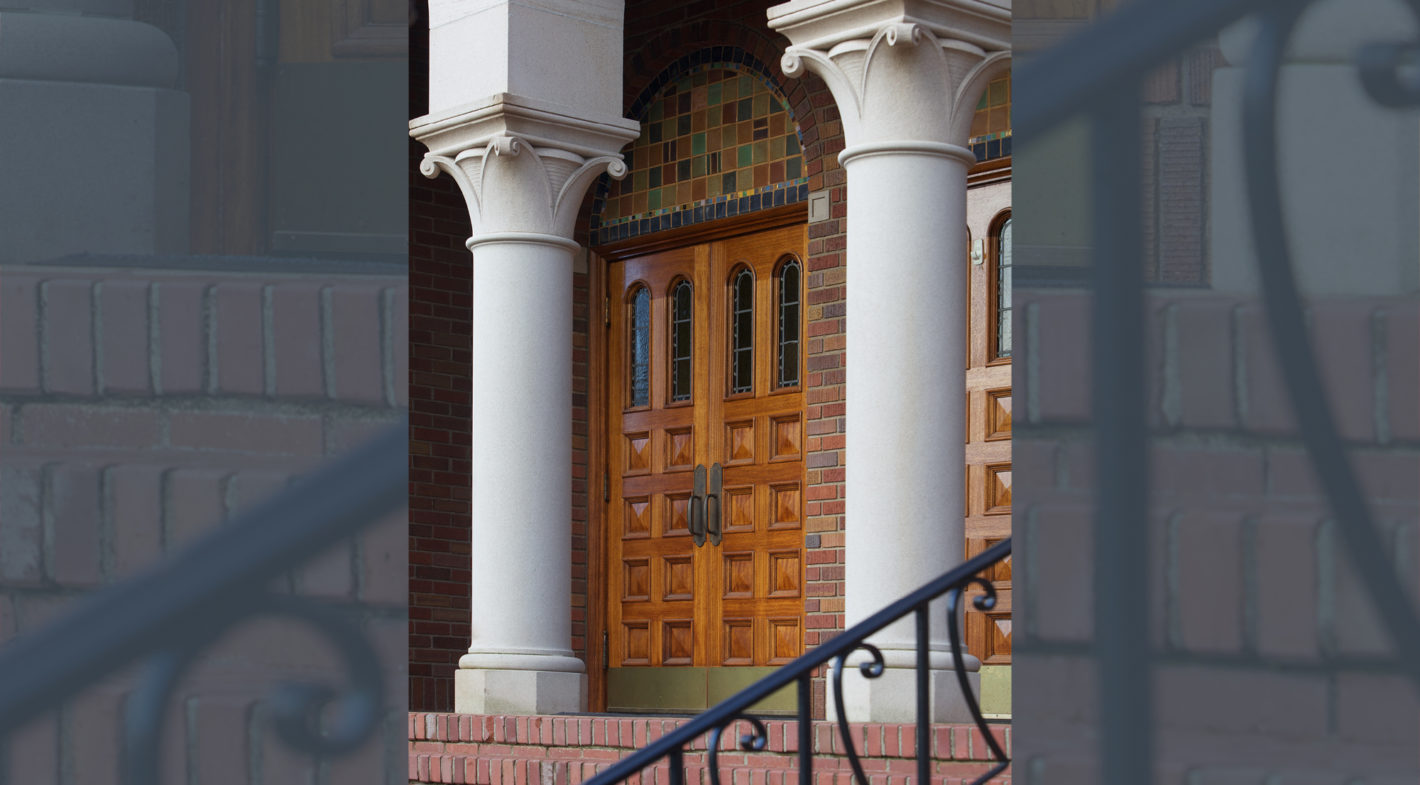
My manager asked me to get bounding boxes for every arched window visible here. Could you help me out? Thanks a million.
[629,285,651,407]
[776,258,801,388]
[730,267,754,394]
[991,215,1012,360]
[669,280,693,402]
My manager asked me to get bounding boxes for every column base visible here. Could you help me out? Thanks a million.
[830,665,982,724]
[454,668,587,715]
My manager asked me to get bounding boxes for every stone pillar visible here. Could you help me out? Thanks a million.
[411,0,639,715]
[769,0,1010,723]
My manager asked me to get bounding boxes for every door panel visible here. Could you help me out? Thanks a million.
[606,224,806,712]
[965,216,1013,666]
[707,227,807,669]
[608,245,708,670]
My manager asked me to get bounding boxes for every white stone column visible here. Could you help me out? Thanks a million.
[770,0,1010,723]
[412,0,639,715]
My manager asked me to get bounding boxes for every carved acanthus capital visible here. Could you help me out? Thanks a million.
[769,0,1010,151]
[411,92,640,243]
[419,134,628,243]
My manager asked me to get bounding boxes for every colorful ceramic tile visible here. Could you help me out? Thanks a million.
[592,62,811,244]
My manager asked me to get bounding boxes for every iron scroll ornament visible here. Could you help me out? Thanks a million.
[0,417,407,782]
[1012,2,1420,781]
[581,538,1012,785]
[1242,4,1420,688]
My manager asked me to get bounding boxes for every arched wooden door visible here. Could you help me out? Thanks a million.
[605,223,807,713]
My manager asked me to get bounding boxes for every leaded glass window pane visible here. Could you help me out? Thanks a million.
[997,218,1012,358]
[777,260,800,388]
[731,268,754,394]
[670,280,693,402]
[630,287,650,406]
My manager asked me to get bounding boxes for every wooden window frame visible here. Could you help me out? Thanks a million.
[627,282,652,411]
[727,264,756,398]
[987,210,1013,365]
[666,277,694,407]
[773,255,804,392]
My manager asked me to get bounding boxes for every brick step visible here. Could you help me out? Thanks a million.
[410,714,1010,785]
[412,752,1009,785]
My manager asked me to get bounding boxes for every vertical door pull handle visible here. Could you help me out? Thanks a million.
[706,462,723,546]
[690,464,707,547]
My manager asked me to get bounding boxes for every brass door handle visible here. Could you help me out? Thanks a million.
[690,464,707,547]
[706,462,722,546]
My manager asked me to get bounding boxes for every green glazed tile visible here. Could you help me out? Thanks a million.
[692,133,706,155]
[738,144,753,168]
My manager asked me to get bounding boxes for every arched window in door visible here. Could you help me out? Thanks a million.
[729,266,754,394]
[629,284,651,407]
[991,214,1012,360]
[669,279,693,402]
[776,258,801,389]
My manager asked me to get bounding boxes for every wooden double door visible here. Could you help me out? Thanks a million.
[605,224,807,712]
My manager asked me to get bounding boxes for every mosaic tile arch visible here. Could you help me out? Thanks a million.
[589,47,809,246]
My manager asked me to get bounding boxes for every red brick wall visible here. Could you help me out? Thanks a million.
[0,263,408,783]
[409,713,1010,784]
[1013,290,1419,781]
[408,12,476,712]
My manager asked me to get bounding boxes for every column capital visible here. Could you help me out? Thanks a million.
[769,0,1010,149]
[411,92,640,242]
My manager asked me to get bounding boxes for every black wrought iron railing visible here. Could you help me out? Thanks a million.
[0,418,408,785]
[1017,0,1420,781]
[582,538,1012,785]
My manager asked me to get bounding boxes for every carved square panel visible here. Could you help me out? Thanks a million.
[985,464,1012,514]
[622,558,650,602]
[725,420,755,464]
[767,550,800,598]
[624,497,650,539]
[770,484,800,529]
[665,492,693,536]
[623,621,650,666]
[662,619,694,665]
[986,389,1012,441]
[988,612,1012,660]
[769,618,800,664]
[723,552,754,598]
[724,487,754,532]
[770,415,801,460]
[991,546,1013,582]
[625,432,651,474]
[665,427,694,470]
[662,556,694,601]
[722,619,753,665]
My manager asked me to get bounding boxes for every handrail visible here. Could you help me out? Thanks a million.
[584,538,1011,785]
[0,417,408,782]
